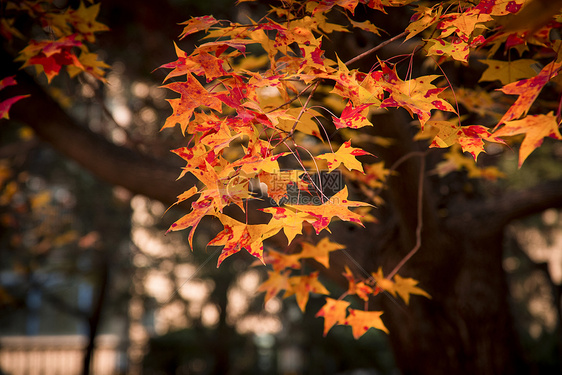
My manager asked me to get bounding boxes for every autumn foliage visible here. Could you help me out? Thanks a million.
[3,0,562,339]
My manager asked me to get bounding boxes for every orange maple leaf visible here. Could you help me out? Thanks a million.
[161,73,223,133]
[286,186,371,234]
[263,249,302,272]
[208,214,281,266]
[257,270,291,304]
[178,15,220,39]
[159,42,228,83]
[493,112,562,167]
[428,121,504,160]
[315,297,351,336]
[345,308,388,338]
[285,271,330,312]
[342,266,373,301]
[498,61,562,124]
[378,62,456,128]
[324,56,383,107]
[258,170,302,205]
[167,199,214,249]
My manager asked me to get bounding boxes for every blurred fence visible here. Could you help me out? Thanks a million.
[0,335,124,375]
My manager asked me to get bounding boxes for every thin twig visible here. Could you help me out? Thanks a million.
[344,30,408,66]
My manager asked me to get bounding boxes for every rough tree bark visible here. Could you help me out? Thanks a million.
[3,46,562,375]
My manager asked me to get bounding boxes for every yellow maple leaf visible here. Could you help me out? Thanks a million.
[428,121,504,160]
[370,267,396,296]
[345,309,388,338]
[285,271,330,312]
[493,112,562,167]
[479,59,538,85]
[315,297,351,336]
[299,237,345,268]
[261,206,310,244]
[393,274,431,305]
[316,141,374,173]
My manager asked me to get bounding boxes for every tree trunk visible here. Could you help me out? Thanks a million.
[82,252,109,375]
[330,109,530,375]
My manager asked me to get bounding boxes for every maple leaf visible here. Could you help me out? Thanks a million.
[172,143,215,178]
[428,121,504,160]
[257,270,291,303]
[313,0,360,15]
[426,38,469,63]
[167,186,199,211]
[273,107,323,139]
[66,1,109,43]
[17,35,84,83]
[208,214,281,266]
[159,43,228,83]
[0,18,25,41]
[261,206,310,244]
[342,161,391,191]
[342,266,373,301]
[345,309,388,338]
[286,186,371,234]
[299,237,345,268]
[0,76,29,120]
[67,52,110,81]
[378,63,456,128]
[258,171,300,205]
[316,140,374,172]
[167,199,214,249]
[405,5,443,41]
[315,297,351,336]
[178,16,220,39]
[348,19,380,35]
[199,120,242,154]
[333,102,373,129]
[435,145,505,180]
[285,271,330,312]
[161,73,223,133]
[498,61,562,124]
[263,249,302,272]
[475,0,525,16]
[329,57,383,107]
[370,267,396,296]
[479,59,538,85]
[393,274,431,305]
[493,112,562,167]
[436,10,491,39]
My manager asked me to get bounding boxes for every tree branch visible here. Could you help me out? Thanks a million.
[1,48,191,207]
[448,178,562,235]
